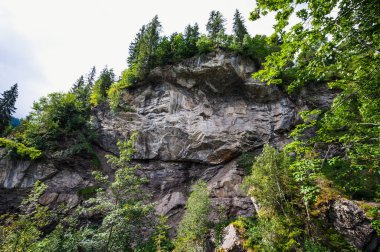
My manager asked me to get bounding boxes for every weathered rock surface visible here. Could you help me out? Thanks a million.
[328,199,380,251]
[220,224,245,252]
[0,154,94,213]
[93,52,302,164]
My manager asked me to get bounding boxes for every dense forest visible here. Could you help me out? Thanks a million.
[0,0,379,251]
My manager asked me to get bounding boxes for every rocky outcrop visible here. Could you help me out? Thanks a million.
[328,199,380,251]
[2,51,360,247]
[93,52,300,164]
[91,51,302,225]
[220,224,245,252]
[0,153,94,213]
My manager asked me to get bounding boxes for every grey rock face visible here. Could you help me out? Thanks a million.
[90,52,299,228]
[155,191,186,215]
[220,224,245,252]
[329,199,380,251]
[94,52,297,164]
[0,154,92,213]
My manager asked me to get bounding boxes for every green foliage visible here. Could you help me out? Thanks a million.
[237,152,256,175]
[251,0,380,201]
[212,206,229,249]
[31,218,83,252]
[23,92,94,155]
[243,3,380,249]
[372,220,380,235]
[0,181,51,252]
[232,9,248,44]
[206,10,226,44]
[70,67,96,114]
[153,215,173,252]
[303,239,330,252]
[80,132,154,251]
[0,83,18,135]
[174,180,211,252]
[243,145,295,217]
[90,67,115,107]
[77,186,99,200]
[196,35,213,54]
[183,23,200,58]
[127,15,162,81]
[0,137,41,159]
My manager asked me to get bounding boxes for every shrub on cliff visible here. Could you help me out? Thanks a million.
[174,180,211,252]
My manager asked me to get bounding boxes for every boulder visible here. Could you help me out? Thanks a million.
[329,199,380,251]
[155,191,186,215]
[220,224,245,252]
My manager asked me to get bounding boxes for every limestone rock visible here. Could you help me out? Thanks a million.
[155,191,186,215]
[0,158,31,188]
[39,192,59,205]
[46,170,84,189]
[220,224,245,252]
[56,193,80,208]
[329,199,380,251]
[94,52,298,164]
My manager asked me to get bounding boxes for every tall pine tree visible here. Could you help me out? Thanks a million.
[184,23,200,57]
[127,25,146,67]
[206,11,226,42]
[86,66,96,88]
[142,15,162,70]
[127,15,162,79]
[233,9,248,43]
[0,84,18,134]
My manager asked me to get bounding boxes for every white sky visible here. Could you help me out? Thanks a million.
[0,0,278,118]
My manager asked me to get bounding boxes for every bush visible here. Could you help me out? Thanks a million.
[243,145,294,217]
[174,180,211,251]
[107,68,135,112]
[24,93,87,150]
[0,137,41,159]
[90,68,115,107]
[196,35,213,54]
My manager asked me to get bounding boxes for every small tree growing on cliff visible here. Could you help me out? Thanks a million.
[174,180,211,252]
[80,132,154,251]
[0,181,51,252]
[90,67,115,107]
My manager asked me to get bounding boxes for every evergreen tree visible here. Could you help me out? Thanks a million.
[127,15,162,79]
[90,67,115,106]
[86,66,96,88]
[170,33,187,62]
[0,84,18,134]
[127,25,146,67]
[71,75,85,93]
[184,23,200,57]
[156,36,174,65]
[142,15,162,70]
[232,9,248,43]
[206,10,226,42]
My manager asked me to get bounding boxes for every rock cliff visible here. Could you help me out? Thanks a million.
[0,52,377,250]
